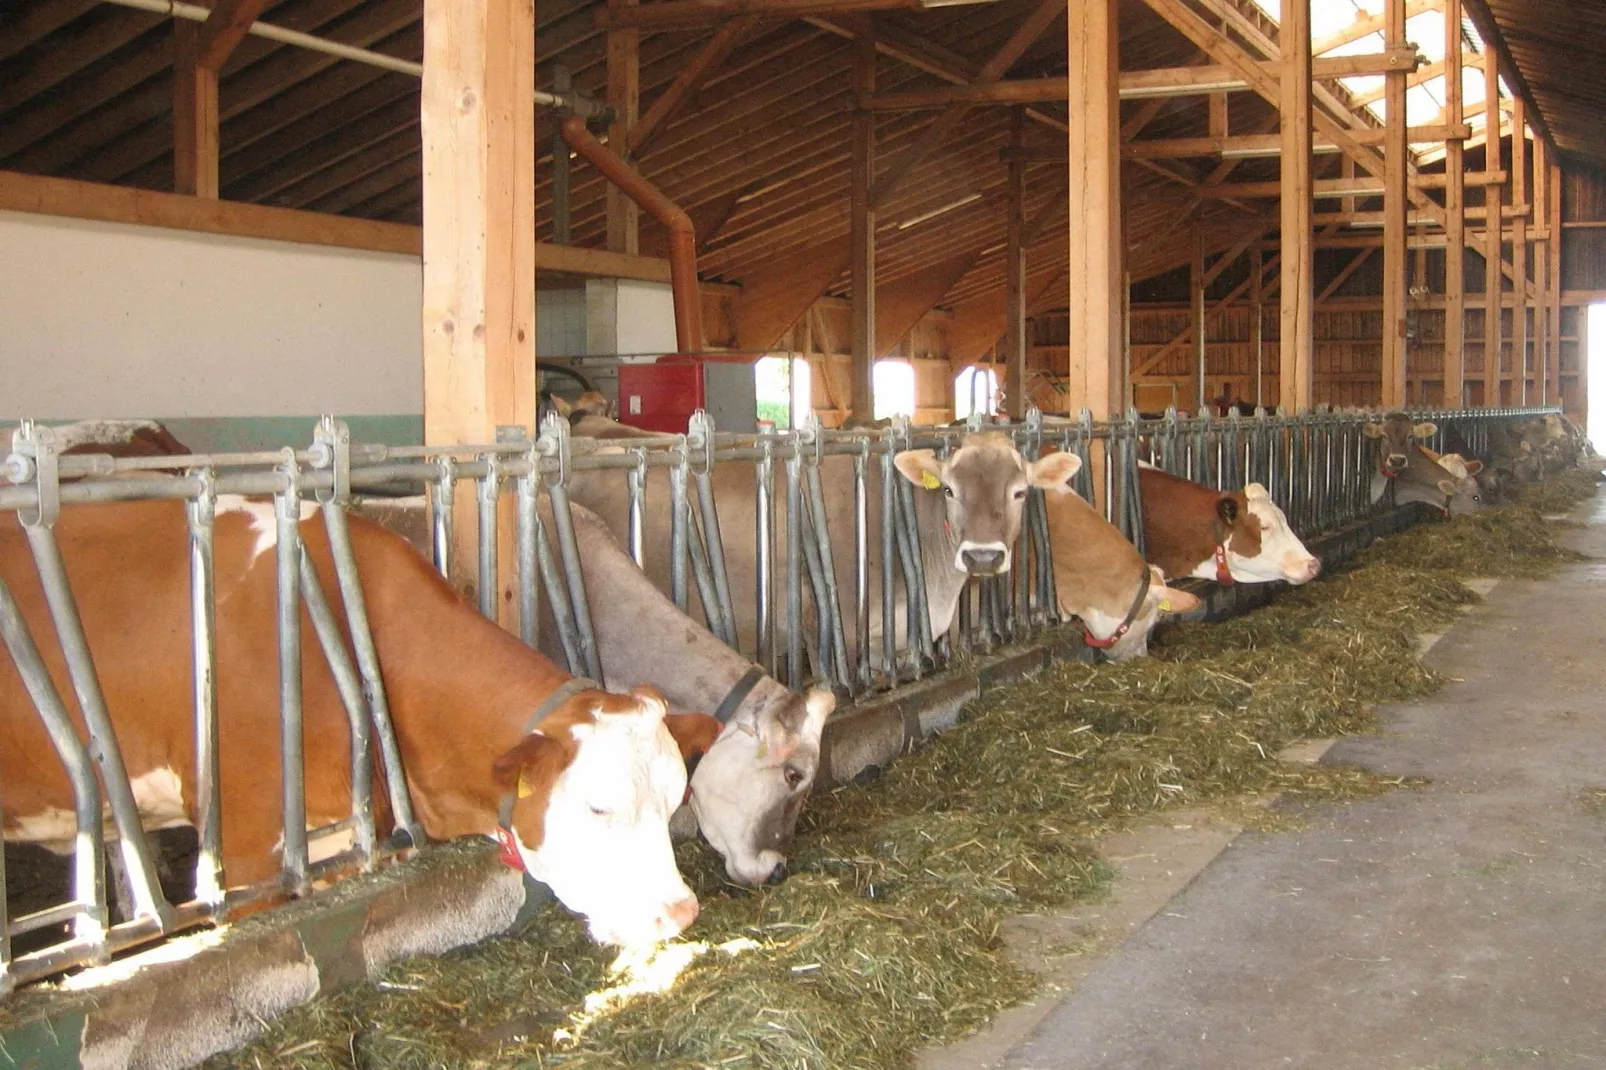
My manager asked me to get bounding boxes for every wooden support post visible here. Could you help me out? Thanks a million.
[1208,91,1228,138]
[1278,0,1314,414]
[849,36,876,423]
[1548,155,1563,406]
[172,0,272,198]
[606,0,640,255]
[1533,138,1548,404]
[1192,227,1207,413]
[1483,47,1503,406]
[1443,0,1465,407]
[1004,108,1028,418]
[1250,246,1264,407]
[422,0,537,625]
[1380,0,1408,409]
[171,24,217,198]
[1065,0,1124,425]
[1511,94,1528,403]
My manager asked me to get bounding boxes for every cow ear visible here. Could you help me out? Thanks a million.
[894,449,943,490]
[1216,496,1239,525]
[628,685,668,724]
[802,687,835,735]
[1362,423,1384,439]
[1414,421,1438,439]
[1243,482,1270,502]
[1028,451,1082,493]
[663,713,723,764]
[1464,459,1484,475]
[550,394,573,417]
[492,733,568,797]
[1150,580,1202,616]
[1437,478,1458,496]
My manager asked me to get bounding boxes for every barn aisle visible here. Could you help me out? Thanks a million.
[960,498,1606,1070]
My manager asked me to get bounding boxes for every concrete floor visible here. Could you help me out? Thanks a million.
[929,498,1606,1070]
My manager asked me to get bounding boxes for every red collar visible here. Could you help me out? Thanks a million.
[1381,464,1401,478]
[1213,542,1234,585]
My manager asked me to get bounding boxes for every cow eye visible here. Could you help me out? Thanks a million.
[588,804,611,817]
[942,484,955,498]
[1012,487,1027,501]
[783,766,804,790]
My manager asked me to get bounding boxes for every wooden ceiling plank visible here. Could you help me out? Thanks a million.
[0,7,161,117]
[225,92,419,203]
[197,0,277,71]
[0,0,102,65]
[627,17,756,159]
[868,0,1064,210]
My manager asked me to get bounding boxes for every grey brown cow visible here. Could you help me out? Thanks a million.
[1365,413,1484,517]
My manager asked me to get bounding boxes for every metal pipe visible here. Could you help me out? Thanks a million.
[559,116,704,352]
[91,0,614,116]
[320,502,422,849]
[0,574,108,962]
[185,473,225,914]
[755,439,776,676]
[430,456,456,580]
[532,508,585,675]
[784,451,804,686]
[516,457,541,650]
[274,457,310,898]
[669,455,691,611]
[853,445,871,689]
[477,454,501,620]
[693,469,739,648]
[879,444,897,681]
[546,484,605,683]
[20,527,173,931]
[296,547,377,869]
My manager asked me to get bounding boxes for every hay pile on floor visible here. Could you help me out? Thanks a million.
[206,503,1589,1070]
[1506,467,1603,515]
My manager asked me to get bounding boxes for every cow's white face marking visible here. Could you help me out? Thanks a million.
[1227,487,1320,585]
[515,697,698,948]
[217,495,318,560]
[691,687,832,884]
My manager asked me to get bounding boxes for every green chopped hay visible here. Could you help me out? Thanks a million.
[204,504,1585,1070]
[1507,468,1602,514]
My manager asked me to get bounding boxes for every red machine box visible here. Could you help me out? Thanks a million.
[616,354,759,435]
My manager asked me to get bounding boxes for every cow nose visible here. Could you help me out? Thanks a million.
[960,547,1005,573]
[662,894,700,937]
[1302,558,1322,581]
[1387,453,1407,469]
[765,860,788,885]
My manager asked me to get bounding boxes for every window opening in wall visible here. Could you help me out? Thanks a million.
[954,366,998,420]
[873,360,917,420]
[755,354,813,429]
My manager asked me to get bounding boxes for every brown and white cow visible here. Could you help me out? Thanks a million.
[1365,413,1484,517]
[1037,452,1201,660]
[0,500,712,947]
[549,504,834,886]
[1138,464,1322,585]
[567,431,1082,667]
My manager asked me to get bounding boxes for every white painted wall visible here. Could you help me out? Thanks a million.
[0,210,422,419]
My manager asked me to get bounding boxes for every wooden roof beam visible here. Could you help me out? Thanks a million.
[626,17,755,159]
[857,49,1420,110]
[1311,0,1441,55]
[197,0,275,71]
[868,0,1065,210]
[1460,0,1559,161]
[595,0,925,32]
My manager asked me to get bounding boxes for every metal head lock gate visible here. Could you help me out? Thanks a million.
[0,404,1560,995]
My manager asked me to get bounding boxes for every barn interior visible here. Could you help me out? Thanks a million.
[6,0,1606,446]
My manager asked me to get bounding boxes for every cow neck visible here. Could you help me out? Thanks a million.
[1083,566,1151,650]
[909,482,968,636]
[357,536,576,842]
[1210,519,1234,585]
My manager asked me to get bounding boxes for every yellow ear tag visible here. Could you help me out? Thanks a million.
[921,472,941,490]
[517,772,534,799]
[1159,599,1172,612]
[755,739,769,760]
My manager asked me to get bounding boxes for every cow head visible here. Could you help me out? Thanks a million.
[1364,414,1437,476]
[1217,484,1322,584]
[492,685,700,947]
[689,685,834,885]
[894,432,1083,576]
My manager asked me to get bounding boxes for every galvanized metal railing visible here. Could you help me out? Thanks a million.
[0,403,1559,995]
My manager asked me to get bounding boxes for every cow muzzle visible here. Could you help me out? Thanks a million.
[957,542,1010,575]
[1286,556,1322,585]
[1384,453,1408,474]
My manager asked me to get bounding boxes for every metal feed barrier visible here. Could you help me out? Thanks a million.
[0,404,1558,996]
